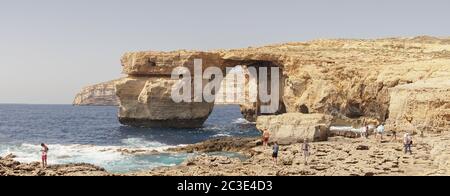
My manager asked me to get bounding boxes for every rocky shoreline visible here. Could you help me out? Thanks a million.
[0,154,109,176]
[3,132,450,176]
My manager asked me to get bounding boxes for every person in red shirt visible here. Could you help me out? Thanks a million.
[262,129,270,147]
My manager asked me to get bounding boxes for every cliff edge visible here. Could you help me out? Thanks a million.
[73,79,121,106]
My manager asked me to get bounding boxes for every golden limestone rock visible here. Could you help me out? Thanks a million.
[387,77,450,133]
[116,51,221,128]
[115,77,215,128]
[256,113,333,144]
[76,36,450,132]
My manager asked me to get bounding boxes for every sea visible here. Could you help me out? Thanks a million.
[0,104,259,173]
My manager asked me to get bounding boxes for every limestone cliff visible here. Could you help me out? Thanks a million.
[73,79,120,106]
[115,36,450,131]
[387,77,450,133]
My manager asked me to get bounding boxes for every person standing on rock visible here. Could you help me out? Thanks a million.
[272,141,279,164]
[390,124,398,142]
[376,123,385,142]
[41,143,49,168]
[361,125,369,139]
[403,133,413,154]
[391,130,397,142]
[302,139,310,165]
[262,129,270,147]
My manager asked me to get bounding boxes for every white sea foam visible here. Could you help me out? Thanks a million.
[330,126,354,131]
[0,138,183,173]
[202,125,225,131]
[330,126,367,133]
[0,143,117,166]
[232,118,254,124]
[212,133,232,137]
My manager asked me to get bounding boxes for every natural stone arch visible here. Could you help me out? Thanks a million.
[115,51,287,128]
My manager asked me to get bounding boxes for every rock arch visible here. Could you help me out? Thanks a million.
[115,51,286,128]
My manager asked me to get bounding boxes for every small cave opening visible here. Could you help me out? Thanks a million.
[147,59,156,67]
[344,102,363,118]
[298,104,309,114]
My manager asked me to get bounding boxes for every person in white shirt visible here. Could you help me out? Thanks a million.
[376,123,385,141]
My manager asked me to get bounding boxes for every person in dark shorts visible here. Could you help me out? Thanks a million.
[403,133,413,154]
[272,141,279,164]
[364,125,370,139]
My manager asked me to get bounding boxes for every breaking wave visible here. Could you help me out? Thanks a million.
[0,138,185,173]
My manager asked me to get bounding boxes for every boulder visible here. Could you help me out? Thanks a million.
[356,145,370,150]
[256,113,333,144]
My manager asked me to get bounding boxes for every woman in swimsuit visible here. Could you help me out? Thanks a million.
[41,143,49,168]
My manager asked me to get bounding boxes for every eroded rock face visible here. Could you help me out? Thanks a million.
[115,77,215,128]
[117,51,221,128]
[256,113,333,144]
[386,77,450,133]
[115,36,450,130]
[73,79,120,106]
[121,51,223,75]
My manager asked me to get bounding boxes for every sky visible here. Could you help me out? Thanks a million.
[0,0,449,104]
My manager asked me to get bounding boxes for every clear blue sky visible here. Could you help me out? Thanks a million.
[0,0,449,104]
